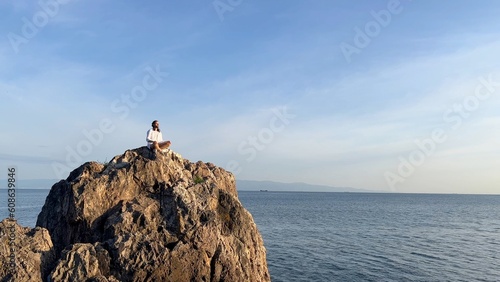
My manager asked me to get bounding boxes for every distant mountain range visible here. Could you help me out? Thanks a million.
[236,180,379,193]
[1,178,379,193]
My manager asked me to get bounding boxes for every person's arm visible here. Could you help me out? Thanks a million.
[146,129,154,142]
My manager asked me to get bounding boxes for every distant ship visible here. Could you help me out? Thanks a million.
[259,189,268,192]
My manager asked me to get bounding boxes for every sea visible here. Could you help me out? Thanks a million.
[2,189,500,282]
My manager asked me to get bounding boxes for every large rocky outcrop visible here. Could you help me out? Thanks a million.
[34,147,270,281]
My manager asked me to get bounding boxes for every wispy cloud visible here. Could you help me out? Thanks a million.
[2,1,500,192]
[0,153,61,164]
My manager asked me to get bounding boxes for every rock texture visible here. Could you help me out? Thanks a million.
[32,147,270,281]
[0,220,56,281]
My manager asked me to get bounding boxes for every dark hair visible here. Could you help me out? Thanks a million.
[152,120,160,132]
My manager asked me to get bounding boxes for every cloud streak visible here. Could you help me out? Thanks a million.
[1,1,500,193]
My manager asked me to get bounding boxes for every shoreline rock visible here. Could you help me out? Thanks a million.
[0,220,56,281]
[1,147,270,281]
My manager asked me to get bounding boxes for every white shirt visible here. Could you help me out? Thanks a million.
[146,129,163,148]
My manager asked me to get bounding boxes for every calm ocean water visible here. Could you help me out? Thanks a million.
[1,189,49,227]
[238,191,500,282]
[2,189,500,281]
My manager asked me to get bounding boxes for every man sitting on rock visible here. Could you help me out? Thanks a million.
[146,120,171,155]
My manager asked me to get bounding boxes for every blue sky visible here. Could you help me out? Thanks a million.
[1,0,500,193]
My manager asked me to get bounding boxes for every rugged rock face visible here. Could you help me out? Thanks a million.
[0,220,56,281]
[34,147,270,281]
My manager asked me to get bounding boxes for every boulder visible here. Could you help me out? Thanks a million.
[35,147,270,281]
[0,220,56,281]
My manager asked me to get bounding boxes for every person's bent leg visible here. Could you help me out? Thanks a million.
[152,141,161,151]
[159,141,171,149]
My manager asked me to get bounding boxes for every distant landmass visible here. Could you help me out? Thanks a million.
[2,178,379,193]
[236,180,379,193]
